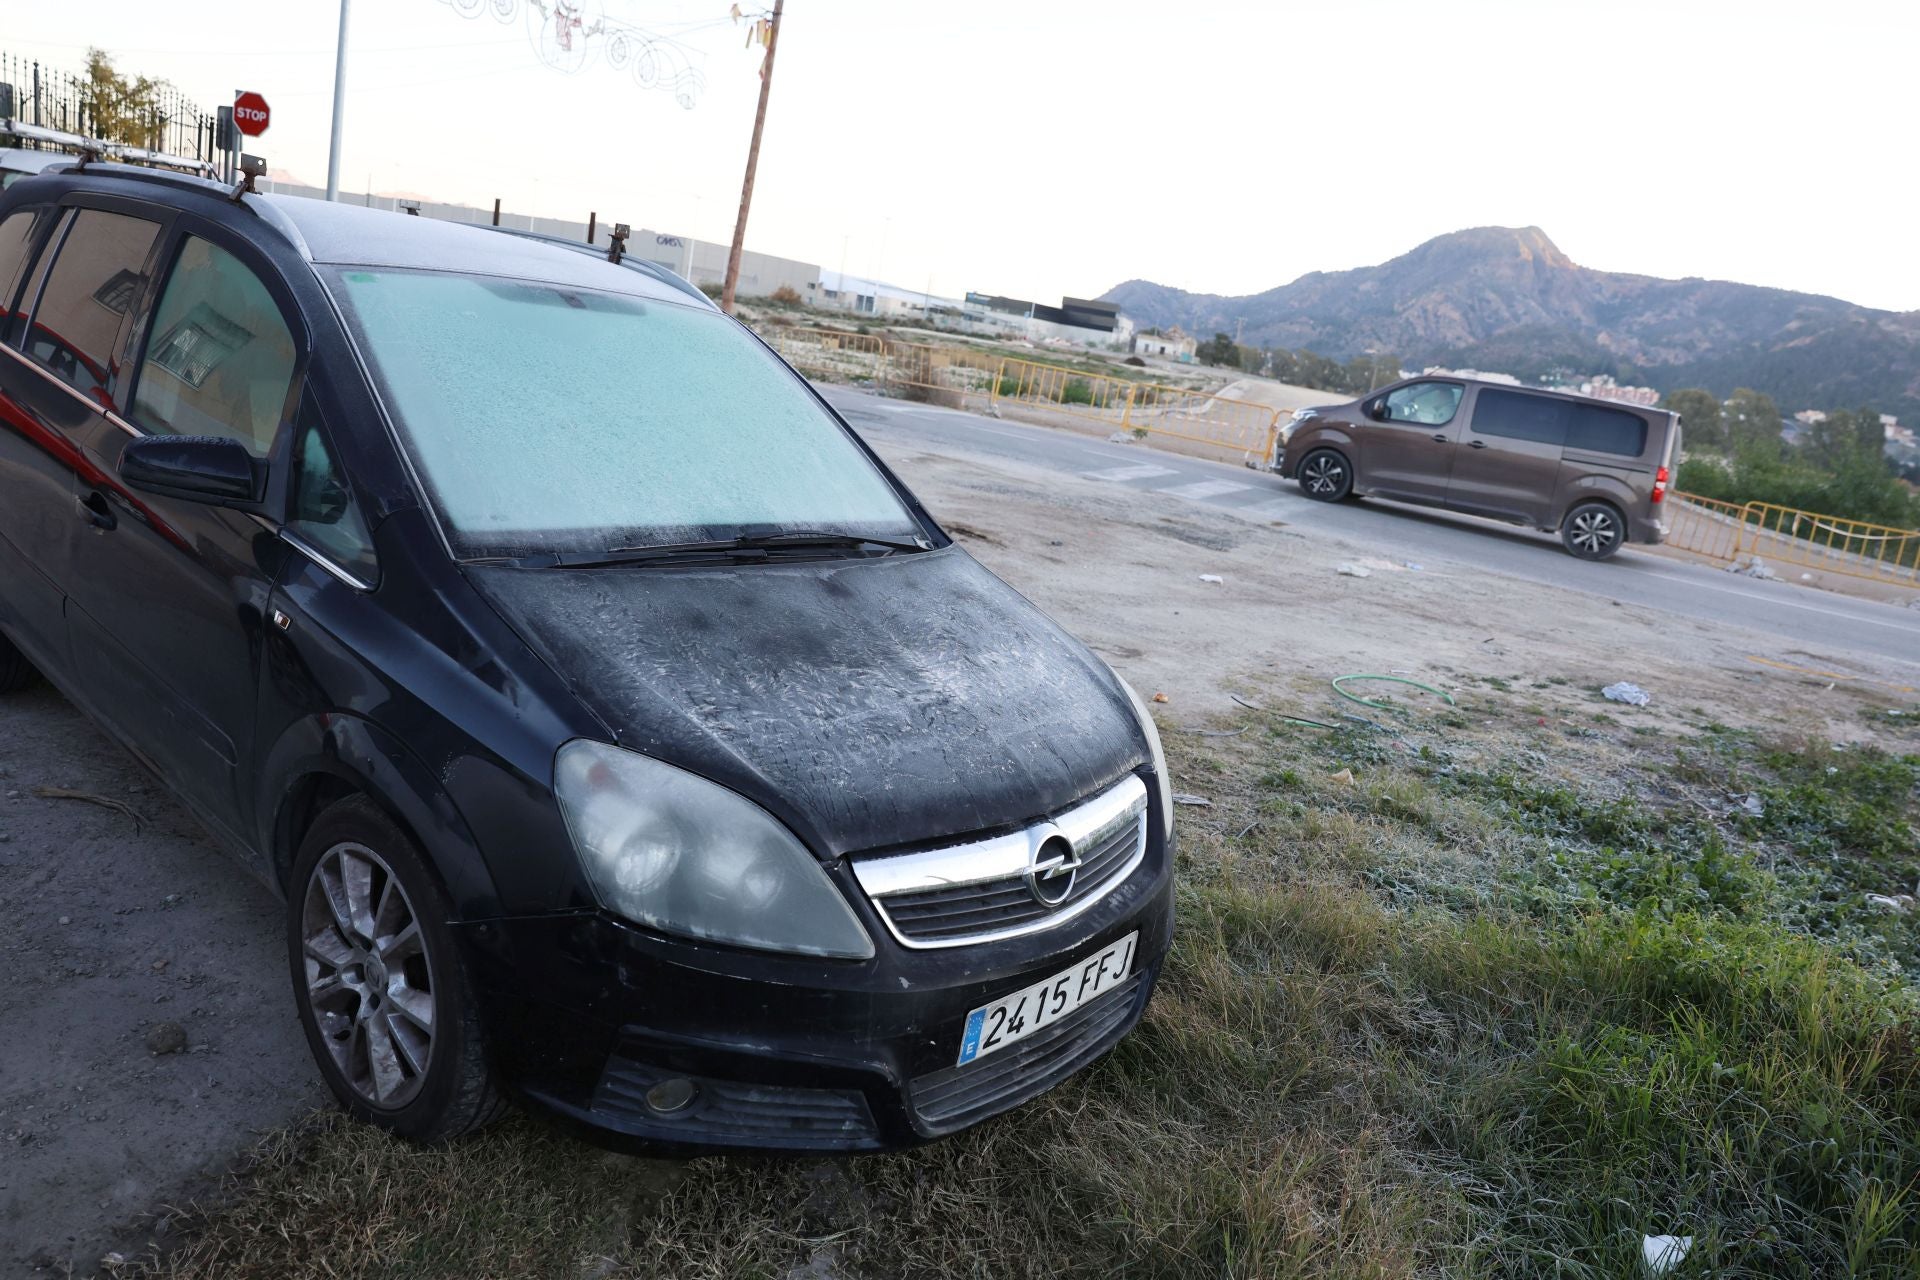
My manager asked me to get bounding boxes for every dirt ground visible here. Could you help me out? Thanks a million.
[0,685,322,1274]
[3,427,1914,1277]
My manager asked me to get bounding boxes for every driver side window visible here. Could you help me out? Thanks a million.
[1382,381,1463,427]
[131,236,297,457]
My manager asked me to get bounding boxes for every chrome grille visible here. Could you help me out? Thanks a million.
[851,775,1149,949]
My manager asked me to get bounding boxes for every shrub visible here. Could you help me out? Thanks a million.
[769,284,802,306]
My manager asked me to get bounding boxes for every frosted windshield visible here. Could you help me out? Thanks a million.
[328,270,920,557]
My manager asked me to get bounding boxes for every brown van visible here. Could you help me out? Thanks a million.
[1272,377,1681,560]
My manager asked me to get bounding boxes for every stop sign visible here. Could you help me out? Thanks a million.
[233,91,270,137]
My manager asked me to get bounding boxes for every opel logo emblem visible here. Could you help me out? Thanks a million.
[1025,826,1082,908]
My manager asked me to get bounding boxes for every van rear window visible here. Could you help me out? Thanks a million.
[1470,389,1567,445]
[1566,404,1648,457]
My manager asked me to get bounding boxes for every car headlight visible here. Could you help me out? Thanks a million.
[1118,678,1175,841]
[555,740,874,959]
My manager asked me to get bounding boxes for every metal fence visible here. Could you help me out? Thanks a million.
[763,326,1285,464]
[0,52,217,162]
[1667,493,1920,589]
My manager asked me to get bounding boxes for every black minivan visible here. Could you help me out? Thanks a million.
[0,165,1174,1151]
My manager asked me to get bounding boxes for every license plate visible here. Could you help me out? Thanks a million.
[956,932,1138,1067]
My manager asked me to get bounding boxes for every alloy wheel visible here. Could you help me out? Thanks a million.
[1568,509,1620,555]
[300,841,436,1108]
[1302,453,1345,496]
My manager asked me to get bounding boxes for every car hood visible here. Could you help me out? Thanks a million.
[464,546,1145,859]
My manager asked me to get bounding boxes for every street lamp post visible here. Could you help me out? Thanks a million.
[325,0,350,201]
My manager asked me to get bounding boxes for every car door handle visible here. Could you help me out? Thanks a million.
[1431,433,1448,443]
[1467,440,1488,449]
[78,491,118,532]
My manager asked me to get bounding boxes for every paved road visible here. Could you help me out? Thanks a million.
[822,387,1920,674]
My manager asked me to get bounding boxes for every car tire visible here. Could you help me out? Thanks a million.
[287,795,506,1142]
[1296,448,1353,502]
[1562,501,1625,560]
[0,630,37,694]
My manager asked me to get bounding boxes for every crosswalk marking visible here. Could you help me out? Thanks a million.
[1156,479,1254,500]
[1083,463,1179,482]
[1232,500,1295,522]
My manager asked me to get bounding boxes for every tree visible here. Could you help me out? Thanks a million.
[1721,388,1783,454]
[83,48,164,147]
[1799,406,1891,473]
[1850,405,1888,455]
[1195,332,1240,368]
[1663,388,1723,450]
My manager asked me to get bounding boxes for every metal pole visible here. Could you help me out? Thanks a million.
[325,0,351,201]
[720,0,783,315]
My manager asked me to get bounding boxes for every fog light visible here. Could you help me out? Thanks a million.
[645,1077,699,1114]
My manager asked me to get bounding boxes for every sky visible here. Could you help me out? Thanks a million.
[7,0,1917,311]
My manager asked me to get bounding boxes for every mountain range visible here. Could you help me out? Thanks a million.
[1100,228,1920,421]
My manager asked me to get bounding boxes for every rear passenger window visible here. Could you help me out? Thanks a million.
[25,208,161,403]
[132,236,298,456]
[1471,389,1568,446]
[1566,404,1648,457]
[0,209,42,336]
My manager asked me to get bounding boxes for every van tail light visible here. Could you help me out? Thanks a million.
[1652,465,1669,503]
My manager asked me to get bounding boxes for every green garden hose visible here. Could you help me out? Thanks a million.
[1331,674,1457,712]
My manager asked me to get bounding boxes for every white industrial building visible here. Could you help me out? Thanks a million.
[813,270,956,319]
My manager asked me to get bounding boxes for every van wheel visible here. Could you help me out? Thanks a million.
[1297,449,1352,502]
[1562,501,1624,560]
[287,795,507,1143]
[0,631,37,694]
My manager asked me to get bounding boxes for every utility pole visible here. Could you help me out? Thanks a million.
[325,0,350,201]
[720,0,783,315]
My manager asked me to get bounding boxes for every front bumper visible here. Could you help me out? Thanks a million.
[457,832,1175,1153]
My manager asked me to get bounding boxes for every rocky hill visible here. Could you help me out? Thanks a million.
[1102,227,1920,419]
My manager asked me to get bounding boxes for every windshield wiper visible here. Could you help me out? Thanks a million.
[493,531,933,570]
[608,531,931,556]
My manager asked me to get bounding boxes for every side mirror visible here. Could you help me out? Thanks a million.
[1365,398,1389,422]
[120,435,265,508]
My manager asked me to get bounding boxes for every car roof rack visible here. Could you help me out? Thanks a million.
[1,118,217,178]
[483,224,714,307]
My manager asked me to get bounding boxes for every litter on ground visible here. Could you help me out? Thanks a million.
[1641,1234,1693,1276]
[1336,563,1372,578]
[1603,681,1652,706]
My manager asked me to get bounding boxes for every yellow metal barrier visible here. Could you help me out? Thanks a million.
[765,329,1286,463]
[1664,492,1756,564]
[878,341,1003,403]
[991,356,1135,419]
[1668,492,1920,589]
[989,356,1282,461]
[764,327,886,384]
[1122,380,1280,462]
[1740,502,1920,587]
